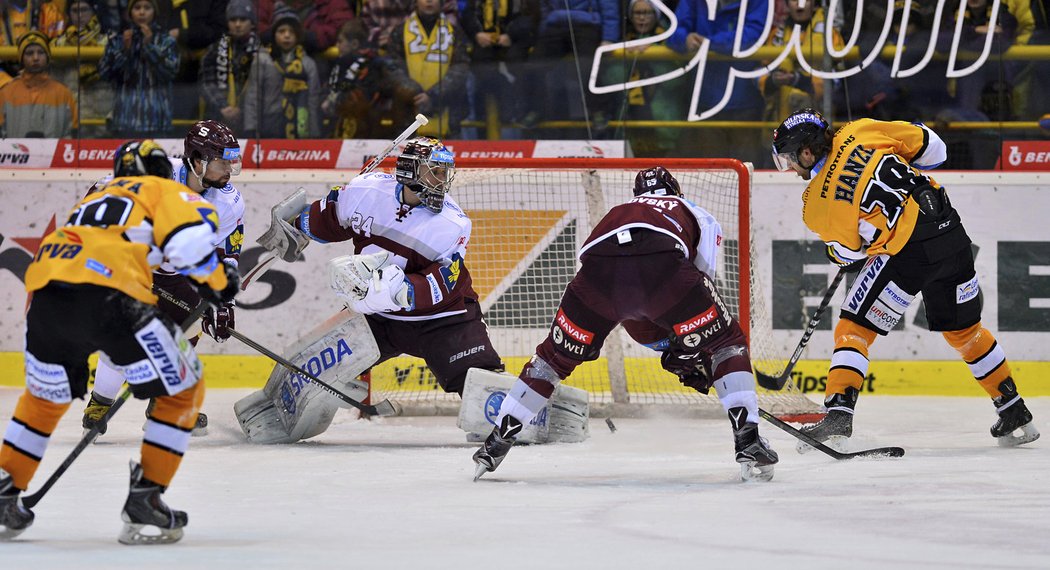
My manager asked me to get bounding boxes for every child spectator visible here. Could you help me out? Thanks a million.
[199,0,260,134]
[243,2,322,138]
[255,0,354,55]
[50,0,111,136]
[0,30,77,137]
[387,0,470,138]
[98,0,179,137]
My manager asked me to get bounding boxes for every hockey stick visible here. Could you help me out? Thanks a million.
[755,269,847,390]
[240,113,430,292]
[150,287,396,417]
[225,327,397,417]
[21,298,210,509]
[758,408,905,460]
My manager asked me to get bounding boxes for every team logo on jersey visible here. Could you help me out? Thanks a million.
[439,253,462,291]
[484,391,506,425]
[227,228,244,252]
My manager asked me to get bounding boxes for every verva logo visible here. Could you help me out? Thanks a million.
[998,141,1050,171]
[243,139,341,168]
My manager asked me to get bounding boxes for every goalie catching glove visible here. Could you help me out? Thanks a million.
[328,253,414,314]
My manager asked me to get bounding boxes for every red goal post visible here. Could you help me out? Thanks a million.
[366,157,820,420]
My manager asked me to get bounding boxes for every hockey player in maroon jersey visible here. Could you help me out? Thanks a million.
[472,166,779,482]
[771,108,1039,450]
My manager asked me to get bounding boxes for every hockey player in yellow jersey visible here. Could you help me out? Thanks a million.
[771,109,1039,451]
[0,140,240,544]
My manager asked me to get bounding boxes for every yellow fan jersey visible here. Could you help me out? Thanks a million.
[801,118,948,265]
[25,176,229,304]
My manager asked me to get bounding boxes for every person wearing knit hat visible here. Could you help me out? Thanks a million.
[0,31,77,137]
[270,1,302,41]
[227,0,258,24]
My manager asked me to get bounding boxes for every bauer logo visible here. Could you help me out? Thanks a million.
[484,391,506,426]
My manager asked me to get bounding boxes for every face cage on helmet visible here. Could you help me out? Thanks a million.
[413,160,455,213]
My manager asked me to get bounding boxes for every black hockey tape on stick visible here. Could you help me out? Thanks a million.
[21,298,210,509]
[758,409,905,460]
[225,328,397,417]
[755,269,847,391]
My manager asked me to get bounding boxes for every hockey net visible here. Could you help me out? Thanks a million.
[367,158,820,420]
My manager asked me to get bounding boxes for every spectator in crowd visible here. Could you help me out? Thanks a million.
[362,0,459,51]
[93,0,177,35]
[243,2,322,138]
[461,0,536,125]
[199,0,260,134]
[98,0,179,137]
[387,0,470,138]
[758,0,843,124]
[168,0,227,123]
[667,0,767,161]
[600,0,677,155]
[518,0,619,134]
[50,0,111,137]
[937,0,1034,122]
[1015,0,1049,120]
[254,0,354,55]
[323,19,419,139]
[0,30,77,137]
[0,0,65,46]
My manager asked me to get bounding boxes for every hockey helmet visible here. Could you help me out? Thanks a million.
[395,137,456,213]
[184,119,242,177]
[633,166,682,197]
[771,108,832,172]
[113,139,174,180]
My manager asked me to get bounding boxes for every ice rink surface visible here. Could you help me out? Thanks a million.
[1,388,1048,570]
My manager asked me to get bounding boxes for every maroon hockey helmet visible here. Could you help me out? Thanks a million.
[633,166,682,197]
[184,119,242,176]
[114,139,173,180]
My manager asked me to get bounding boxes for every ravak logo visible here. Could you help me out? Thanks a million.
[674,306,718,335]
[0,142,31,164]
[484,391,506,425]
[555,309,593,344]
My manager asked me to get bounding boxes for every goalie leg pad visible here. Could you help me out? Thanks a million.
[257,188,310,263]
[458,368,589,444]
[234,310,380,443]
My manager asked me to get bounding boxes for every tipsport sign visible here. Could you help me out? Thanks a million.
[590,0,1013,120]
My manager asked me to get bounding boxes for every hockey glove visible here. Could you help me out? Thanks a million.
[660,349,713,394]
[202,302,235,342]
[197,262,241,307]
[913,184,948,218]
[350,265,414,314]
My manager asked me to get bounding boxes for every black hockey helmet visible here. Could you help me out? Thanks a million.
[771,108,832,172]
[113,139,173,180]
[184,119,242,176]
[634,166,682,197]
[395,137,456,213]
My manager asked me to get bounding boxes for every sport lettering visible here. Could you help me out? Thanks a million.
[555,309,593,344]
[674,306,719,335]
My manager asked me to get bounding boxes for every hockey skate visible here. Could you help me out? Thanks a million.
[991,379,1040,447]
[82,391,115,442]
[472,415,523,481]
[118,461,187,545]
[797,388,857,454]
[729,408,778,482]
[0,469,34,540]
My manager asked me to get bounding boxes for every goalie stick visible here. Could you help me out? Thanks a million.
[151,287,397,417]
[755,269,847,390]
[758,408,905,460]
[240,113,431,291]
[21,298,210,509]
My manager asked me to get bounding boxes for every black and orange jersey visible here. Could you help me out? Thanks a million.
[25,175,229,304]
[801,118,949,265]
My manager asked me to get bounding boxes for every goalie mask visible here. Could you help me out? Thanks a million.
[395,137,456,213]
[114,139,174,180]
[633,166,682,197]
[184,119,242,188]
[771,108,832,175]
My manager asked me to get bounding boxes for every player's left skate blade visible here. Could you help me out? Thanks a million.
[739,462,774,482]
[473,462,491,482]
[997,423,1040,447]
[797,435,848,455]
[118,522,184,545]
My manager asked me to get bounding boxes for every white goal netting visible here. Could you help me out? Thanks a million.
[367,159,819,419]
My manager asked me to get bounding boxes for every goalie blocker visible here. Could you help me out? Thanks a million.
[234,310,380,444]
[458,368,589,444]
